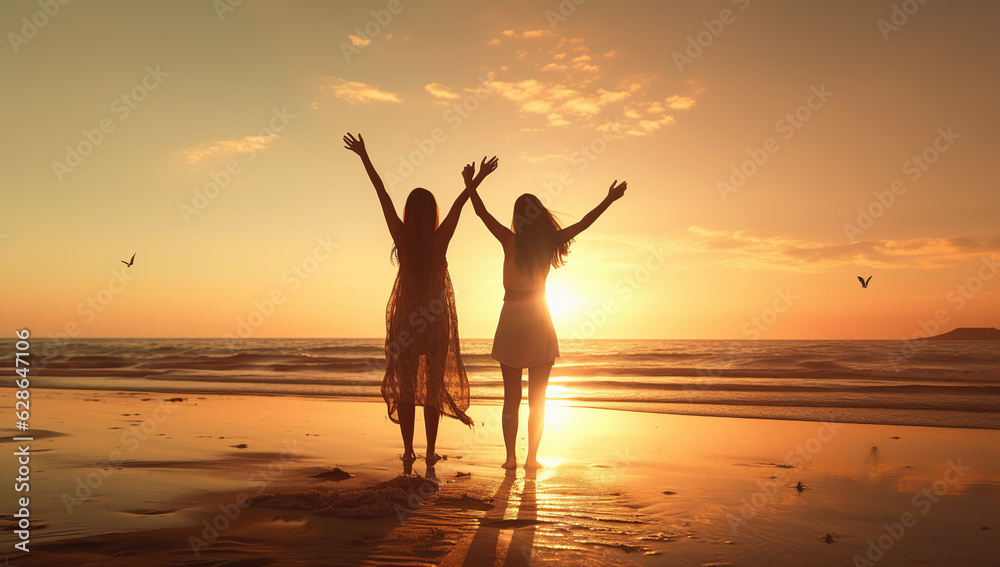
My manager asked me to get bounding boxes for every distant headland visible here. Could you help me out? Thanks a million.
[929,327,1000,340]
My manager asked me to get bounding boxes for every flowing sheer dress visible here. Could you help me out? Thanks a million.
[382,250,473,426]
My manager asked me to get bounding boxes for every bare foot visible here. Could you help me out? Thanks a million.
[524,459,544,470]
[426,452,441,466]
[402,451,417,462]
[501,457,517,470]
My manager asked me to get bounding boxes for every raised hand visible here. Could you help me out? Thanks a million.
[343,132,367,157]
[607,179,627,201]
[345,131,402,238]
[462,163,475,187]
[475,156,499,182]
[554,179,627,245]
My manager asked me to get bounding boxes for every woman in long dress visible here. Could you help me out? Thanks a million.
[467,181,627,468]
[345,132,498,463]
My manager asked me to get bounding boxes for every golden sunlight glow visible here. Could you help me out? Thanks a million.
[544,385,573,429]
[546,281,580,325]
[544,404,572,429]
[544,384,572,400]
[2,2,998,341]
[531,457,565,475]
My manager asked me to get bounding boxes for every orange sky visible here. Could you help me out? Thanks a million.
[2,0,998,339]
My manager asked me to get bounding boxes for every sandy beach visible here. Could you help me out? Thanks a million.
[0,389,996,566]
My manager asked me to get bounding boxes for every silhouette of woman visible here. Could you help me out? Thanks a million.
[345,132,498,464]
[467,179,627,469]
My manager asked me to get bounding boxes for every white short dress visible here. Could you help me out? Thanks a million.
[491,253,560,368]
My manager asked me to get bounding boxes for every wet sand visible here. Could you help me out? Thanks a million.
[1,389,998,566]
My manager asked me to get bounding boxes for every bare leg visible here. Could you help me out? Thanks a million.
[424,405,441,465]
[500,363,523,469]
[525,361,553,469]
[396,355,419,461]
[423,347,448,466]
[399,402,416,460]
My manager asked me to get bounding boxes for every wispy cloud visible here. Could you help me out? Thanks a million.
[666,95,696,109]
[674,227,1000,271]
[176,134,278,166]
[482,30,700,134]
[318,76,401,104]
[425,83,460,99]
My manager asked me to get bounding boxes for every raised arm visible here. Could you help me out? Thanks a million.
[468,159,513,247]
[344,133,403,240]
[436,156,499,249]
[555,180,627,245]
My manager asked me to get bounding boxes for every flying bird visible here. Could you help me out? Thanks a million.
[857,275,872,288]
[122,253,135,267]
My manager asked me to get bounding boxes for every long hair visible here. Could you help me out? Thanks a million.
[511,193,570,273]
[391,188,440,269]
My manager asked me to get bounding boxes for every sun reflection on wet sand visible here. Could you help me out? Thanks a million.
[4,390,998,566]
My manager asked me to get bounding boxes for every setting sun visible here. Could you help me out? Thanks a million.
[546,281,580,324]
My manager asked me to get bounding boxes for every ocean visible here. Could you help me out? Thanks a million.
[5,338,999,429]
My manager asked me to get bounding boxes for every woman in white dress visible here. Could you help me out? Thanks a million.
[468,180,627,469]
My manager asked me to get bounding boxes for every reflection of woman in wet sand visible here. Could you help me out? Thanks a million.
[467,180,627,469]
[345,132,498,464]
